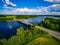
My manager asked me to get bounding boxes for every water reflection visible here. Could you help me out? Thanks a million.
[9,25,12,29]
[0,16,49,39]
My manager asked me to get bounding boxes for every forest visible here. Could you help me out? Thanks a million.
[40,18,60,32]
[0,24,60,45]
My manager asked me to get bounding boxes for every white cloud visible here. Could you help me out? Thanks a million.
[13,8,42,13]
[50,4,60,10]
[0,4,60,15]
[44,0,54,2]
[44,0,60,2]
[2,0,16,7]
[51,4,60,8]
[0,8,48,15]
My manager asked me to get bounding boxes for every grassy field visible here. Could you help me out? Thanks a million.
[27,37,59,45]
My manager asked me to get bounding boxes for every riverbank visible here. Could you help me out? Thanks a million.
[0,16,14,22]
[39,18,60,32]
[0,15,39,22]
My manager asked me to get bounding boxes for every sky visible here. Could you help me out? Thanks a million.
[0,0,60,15]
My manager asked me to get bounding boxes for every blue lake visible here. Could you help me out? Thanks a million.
[0,21,29,39]
[0,16,52,39]
[25,16,46,24]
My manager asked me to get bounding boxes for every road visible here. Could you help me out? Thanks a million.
[15,19,60,40]
[36,26,60,40]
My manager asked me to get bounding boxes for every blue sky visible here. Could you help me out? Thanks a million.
[0,0,60,15]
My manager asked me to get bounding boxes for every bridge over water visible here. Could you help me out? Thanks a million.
[15,18,60,40]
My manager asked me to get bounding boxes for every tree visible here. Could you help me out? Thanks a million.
[24,30,33,44]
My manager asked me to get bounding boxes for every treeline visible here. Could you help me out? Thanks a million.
[40,18,60,32]
[15,15,39,19]
[0,24,59,45]
[0,15,39,19]
[0,15,39,21]
[0,16,14,21]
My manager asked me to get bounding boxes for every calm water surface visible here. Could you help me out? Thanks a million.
[0,16,49,38]
[0,21,28,38]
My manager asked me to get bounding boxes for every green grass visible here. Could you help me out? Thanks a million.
[27,37,59,45]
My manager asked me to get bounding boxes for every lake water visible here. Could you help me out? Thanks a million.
[0,21,28,39]
[24,16,46,24]
[0,16,53,39]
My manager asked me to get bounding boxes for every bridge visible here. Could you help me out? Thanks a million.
[17,19,32,26]
[15,18,60,40]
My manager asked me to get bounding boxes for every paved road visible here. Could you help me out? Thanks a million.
[36,26,60,40]
[16,19,60,40]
